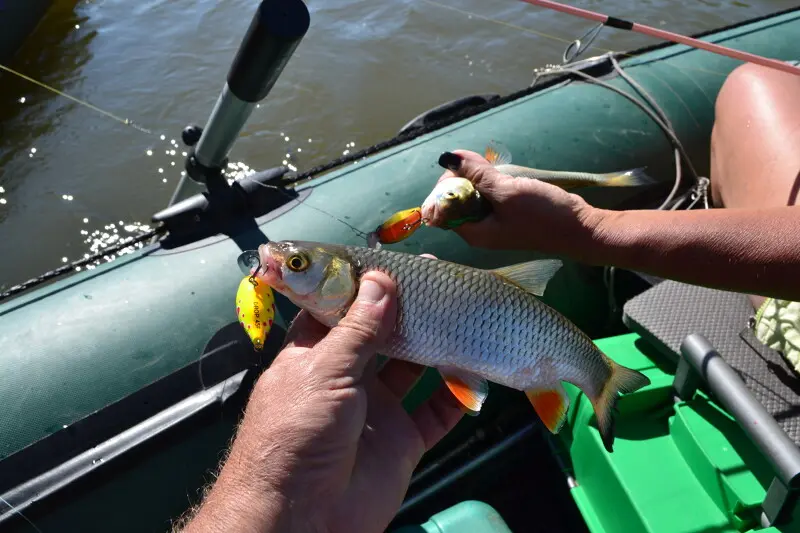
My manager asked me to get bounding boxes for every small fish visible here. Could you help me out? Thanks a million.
[256,240,650,452]
[420,143,653,230]
[485,141,652,189]
[366,207,423,248]
[421,176,492,229]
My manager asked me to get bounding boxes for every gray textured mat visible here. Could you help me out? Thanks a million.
[622,280,800,445]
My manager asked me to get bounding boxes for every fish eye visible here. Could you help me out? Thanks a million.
[286,253,310,272]
[445,191,457,198]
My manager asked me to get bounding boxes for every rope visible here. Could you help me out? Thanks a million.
[541,47,710,323]
[0,228,165,301]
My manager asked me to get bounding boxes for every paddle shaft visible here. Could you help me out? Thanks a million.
[520,0,800,76]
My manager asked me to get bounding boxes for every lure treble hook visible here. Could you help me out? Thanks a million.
[237,250,263,286]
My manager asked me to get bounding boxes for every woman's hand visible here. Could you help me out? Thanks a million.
[178,270,464,533]
[436,150,599,257]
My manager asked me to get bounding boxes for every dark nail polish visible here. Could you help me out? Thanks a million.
[438,152,462,171]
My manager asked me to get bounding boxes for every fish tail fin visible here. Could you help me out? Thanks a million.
[602,167,654,187]
[589,360,650,452]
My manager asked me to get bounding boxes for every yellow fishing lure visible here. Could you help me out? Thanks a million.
[235,275,276,351]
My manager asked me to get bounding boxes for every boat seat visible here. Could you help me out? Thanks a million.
[621,279,800,446]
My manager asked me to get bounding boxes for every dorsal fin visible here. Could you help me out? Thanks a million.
[492,259,562,296]
[484,140,512,166]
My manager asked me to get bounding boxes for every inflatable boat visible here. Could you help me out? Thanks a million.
[2,2,799,531]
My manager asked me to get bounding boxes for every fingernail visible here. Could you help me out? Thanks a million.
[357,279,385,304]
[438,152,462,171]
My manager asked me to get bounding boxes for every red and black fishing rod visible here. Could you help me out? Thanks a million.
[520,0,800,76]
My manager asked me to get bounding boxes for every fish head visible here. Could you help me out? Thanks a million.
[421,177,479,228]
[257,241,357,326]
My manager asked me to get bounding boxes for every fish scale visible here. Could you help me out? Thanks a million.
[340,245,602,391]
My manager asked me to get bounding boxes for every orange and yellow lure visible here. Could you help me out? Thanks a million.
[367,207,423,247]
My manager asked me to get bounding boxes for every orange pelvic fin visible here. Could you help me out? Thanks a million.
[374,207,423,244]
[438,367,489,416]
[525,382,569,434]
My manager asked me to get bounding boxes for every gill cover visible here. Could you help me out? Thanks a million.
[276,245,358,327]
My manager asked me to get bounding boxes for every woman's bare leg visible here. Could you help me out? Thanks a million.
[709,62,800,309]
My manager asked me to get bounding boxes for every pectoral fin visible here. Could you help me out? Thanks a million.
[492,259,562,296]
[525,382,570,434]
[485,141,513,166]
[438,367,489,415]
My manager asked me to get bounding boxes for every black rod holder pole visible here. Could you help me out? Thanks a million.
[170,0,310,206]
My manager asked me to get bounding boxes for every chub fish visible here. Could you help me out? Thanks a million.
[256,240,650,452]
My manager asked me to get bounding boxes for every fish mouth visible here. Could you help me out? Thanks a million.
[256,243,284,287]
[420,198,443,227]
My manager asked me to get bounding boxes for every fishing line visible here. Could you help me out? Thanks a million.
[419,0,576,46]
[0,495,43,533]
[418,0,733,80]
[562,22,604,64]
[2,55,371,241]
[0,63,152,134]
[238,176,371,240]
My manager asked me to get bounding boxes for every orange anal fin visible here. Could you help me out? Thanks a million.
[375,207,423,244]
[525,383,569,434]
[438,367,489,416]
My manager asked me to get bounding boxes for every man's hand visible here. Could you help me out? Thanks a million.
[437,150,598,257]
[179,270,464,533]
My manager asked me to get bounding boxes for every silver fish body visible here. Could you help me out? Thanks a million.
[346,247,605,393]
[257,240,650,452]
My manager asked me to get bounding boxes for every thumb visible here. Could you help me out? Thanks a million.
[312,270,398,380]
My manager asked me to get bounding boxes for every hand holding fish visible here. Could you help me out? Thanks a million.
[430,149,600,257]
[180,270,464,533]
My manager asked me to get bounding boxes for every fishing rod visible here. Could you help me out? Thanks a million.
[519,0,800,76]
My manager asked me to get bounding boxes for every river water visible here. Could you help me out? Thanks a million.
[0,0,795,290]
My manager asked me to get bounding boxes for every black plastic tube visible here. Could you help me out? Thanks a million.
[680,334,800,489]
[189,0,310,179]
[227,0,310,103]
